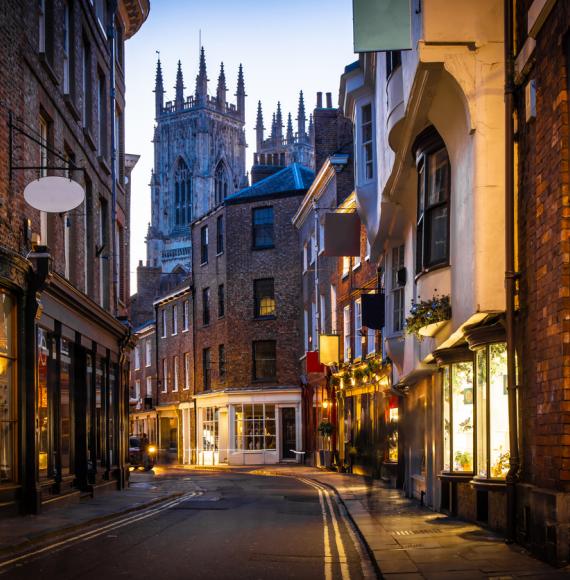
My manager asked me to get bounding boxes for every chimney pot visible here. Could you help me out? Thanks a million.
[316,92,323,108]
[326,92,332,108]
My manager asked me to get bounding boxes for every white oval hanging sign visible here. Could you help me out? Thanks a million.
[24,176,85,213]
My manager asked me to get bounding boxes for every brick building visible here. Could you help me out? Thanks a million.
[515,0,570,564]
[0,0,148,513]
[190,163,313,465]
[155,282,194,464]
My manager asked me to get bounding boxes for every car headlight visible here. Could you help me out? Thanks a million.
[148,445,156,454]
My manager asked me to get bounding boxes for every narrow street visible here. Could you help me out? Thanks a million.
[0,469,373,580]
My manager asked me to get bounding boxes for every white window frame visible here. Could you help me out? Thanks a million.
[365,238,371,261]
[161,309,166,338]
[391,244,405,333]
[367,327,376,356]
[183,300,189,331]
[359,101,374,183]
[146,376,152,396]
[173,356,179,392]
[303,242,308,273]
[330,286,337,333]
[135,379,141,400]
[354,298,362,359]
[184,352,190,390]
[343,305,351,362]
[342,256,350,279]
[172,304,178,335]
[39,0,46,53]
[310,233,317,264]
[63,1,70,95]
[162,358,168,392]
[353,254,361,270]
[145,339,151,367]
[318,217,325,256]
[134,345,141,370]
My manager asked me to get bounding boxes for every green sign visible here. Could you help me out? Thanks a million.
[353,0,412,52]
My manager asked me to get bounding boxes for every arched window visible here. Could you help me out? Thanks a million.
[214,162,229,206]
[174,159,192,226]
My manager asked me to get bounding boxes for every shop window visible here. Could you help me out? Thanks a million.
[234,404,276,451]
[414,127,450,274]
[202,407,218,451]
[442,360,474,472]
[386,397,399,462]
[253,340,276,380]
[60,338,72,475]
[0,293,15,483]
[252,207,274,249]
[476,343,510,479]
[254,278,275,318]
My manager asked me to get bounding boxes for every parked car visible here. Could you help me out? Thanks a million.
[129,436,157,471]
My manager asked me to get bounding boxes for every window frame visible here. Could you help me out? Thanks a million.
[218,344,226,381]
[253,278,276,319]
[172,355,179,392]
[183,352,190,390]
[343,305,351,362]
[216,215,224,254]
[218,284,225,318]
[252,206,274,250]
[172,304,178,335]
[202,287,211,326]
[391,244,405,333]
[202,348,211,390]
[182,300,189,331]
[252,340,277,381]
[200,225,209,265]
[360,102,374,183]
[353,298,362,360]
[145,339,151,367]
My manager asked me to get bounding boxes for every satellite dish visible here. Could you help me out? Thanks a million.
[24,176,85,213]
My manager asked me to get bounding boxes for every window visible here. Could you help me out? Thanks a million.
[146,376,152,396]
[0,293,16,482]
[442,360,474,473]
[161,309,166,338]
[135,379,141,400]
[343,305,351,362]
[63,1,70,94]
[202,287,210,326]
[98,197,109,309]
[354,298,362,359]
[145,339,151,367]
[365,238,371,261]
[171,304,178,335]
[367,327,375,355]
[183,300,189,331]
[252,207,274,249]
[319,217,325,255]
[202,407,218,451]
[39,0,46,53]
[216,215,224,254]
[386,50,402,78]
[97,72,106,157]
[173,356,179,392]
[330,286,337,333]
[214,162,229,206]
[218,284,225,318]
[81,37,91,128]
[184,352,190,390]
[234,404,276,451]
[95,0,107,34]
[342,256,350,278]
[311,301,317,349]
[254,279,275,318]
[361,103,374,181]
[134,346,140,370]
[310,233,317,264]
[253,340,276,380]
[174,159,192,225]
[353,253,361,270]
[391,245,405,332]
[114,106,121,183]
[475,343,509,479]
[202,348,211,390]
[320,294,326,335]
[161,358,168,392]
[303,242,308,273]
[218,344,226,380]
[200,226,208,265]
[414,128,450,273]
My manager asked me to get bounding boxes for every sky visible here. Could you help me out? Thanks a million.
[125,0,355,292]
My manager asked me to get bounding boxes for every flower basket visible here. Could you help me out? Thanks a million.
[405,294,451,340]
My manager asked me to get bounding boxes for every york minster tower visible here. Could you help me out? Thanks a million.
[147,47,248,273]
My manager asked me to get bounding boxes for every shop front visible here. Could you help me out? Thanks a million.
[157,405,179,464]
[193,386,302,466]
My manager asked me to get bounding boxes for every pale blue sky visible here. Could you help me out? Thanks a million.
[125,0,355,291]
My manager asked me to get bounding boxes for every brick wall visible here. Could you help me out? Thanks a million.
[313,106,354,175]
[517,1,570,491]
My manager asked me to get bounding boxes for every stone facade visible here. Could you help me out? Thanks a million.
[147,48,248,274]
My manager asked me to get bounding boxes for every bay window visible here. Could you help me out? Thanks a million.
[475,343,510,479]
[442,360,474,473]
[414,127,450,274]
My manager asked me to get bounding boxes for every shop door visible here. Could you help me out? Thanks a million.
[281,408,296,459]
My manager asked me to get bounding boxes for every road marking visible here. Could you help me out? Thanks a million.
[317,486,333,580]
[0,491,200,571]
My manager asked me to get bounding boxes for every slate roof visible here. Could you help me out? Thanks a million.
[225,163,315,205]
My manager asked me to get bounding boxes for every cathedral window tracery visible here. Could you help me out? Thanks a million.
[174,158,192,226]
[214,162,229,206]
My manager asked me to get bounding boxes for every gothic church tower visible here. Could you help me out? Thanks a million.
[147,48,247,273]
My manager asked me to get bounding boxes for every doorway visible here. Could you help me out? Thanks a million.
[281,408,296,460]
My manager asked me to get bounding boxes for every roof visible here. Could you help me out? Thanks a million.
[225,163,315,205]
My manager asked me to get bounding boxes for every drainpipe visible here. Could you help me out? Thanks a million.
[109,1,118,316]
[504,0,520,544]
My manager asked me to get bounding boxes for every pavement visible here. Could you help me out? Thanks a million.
[1,464,569,579]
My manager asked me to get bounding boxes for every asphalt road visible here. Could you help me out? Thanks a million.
[2,469,374,580]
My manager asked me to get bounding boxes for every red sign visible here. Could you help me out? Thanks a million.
[306,351,325,373]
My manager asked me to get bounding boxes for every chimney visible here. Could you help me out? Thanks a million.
[326,92,332,108]
[316,92,323,108]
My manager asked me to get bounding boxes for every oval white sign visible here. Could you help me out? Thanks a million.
[24,176,85,213]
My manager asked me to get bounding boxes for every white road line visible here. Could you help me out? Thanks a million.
[0,491,200,571]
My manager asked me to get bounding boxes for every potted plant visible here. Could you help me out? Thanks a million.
[454,451,473,471]
[405,293,452,339]
[318,420,335,468]
[331,376,341,388]
[353,368,365,383]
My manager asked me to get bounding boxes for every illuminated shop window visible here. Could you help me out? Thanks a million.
[37,326,50,477]
[476,343,510,479]
[442,360,474,472]
[386,396,399,463]
[233,404,276,451]
[202,407,219,452]
[0,293,15,483]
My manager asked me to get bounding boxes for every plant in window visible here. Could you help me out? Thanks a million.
[454,451,473,471]
[404,293,451,339]
[491,449,510,478]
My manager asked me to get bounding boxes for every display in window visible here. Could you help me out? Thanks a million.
[38,327,49,474]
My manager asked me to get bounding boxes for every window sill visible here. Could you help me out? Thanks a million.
[182,328,189,333]
[470,478,507,491]
[171,333,178,337]
[342,273,350,280]
[200,261,208,267]
[254,315,276,321]
[252,377,277,384]
[252,245,275,251]
[438,471,474,481]
[414,262,450,282]
[352,263,362,272]
[216,251,224,257]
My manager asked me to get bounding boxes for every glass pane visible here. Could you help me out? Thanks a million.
[476,348,488,478]
[428,148,449,205]
[60,338,72,474]
[442,367,451,471]
[451,361,474,472]
[417,164,425,214]
[0,356,12,482]
[428,205,448,264]
[489,343,509,478]
[234,405,243,450]
[0,293,13,357]
[38,328,50,475]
